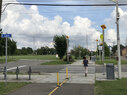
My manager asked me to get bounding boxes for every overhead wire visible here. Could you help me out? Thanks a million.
[4,3,127,6]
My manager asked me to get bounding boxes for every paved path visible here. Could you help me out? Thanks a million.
[60,60,95,84]
[8,83,56,95]
[2,59,127,95]
[53,84,94,95]
[6,60,95,95]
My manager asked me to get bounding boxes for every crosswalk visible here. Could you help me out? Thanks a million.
[59,60,96,84]
[59,60,95,74]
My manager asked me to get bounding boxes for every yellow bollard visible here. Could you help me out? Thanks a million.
[66,67,68,79]
[57,72,59,87]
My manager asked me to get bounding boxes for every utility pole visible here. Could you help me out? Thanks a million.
[115,0,122,79]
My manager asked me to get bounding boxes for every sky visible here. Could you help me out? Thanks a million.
[1,0,127,51]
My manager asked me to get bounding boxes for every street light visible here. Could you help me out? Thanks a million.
[111,0,122,79]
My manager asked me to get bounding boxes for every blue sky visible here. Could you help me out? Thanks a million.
[16,0,117,29]
[2,0,127,50]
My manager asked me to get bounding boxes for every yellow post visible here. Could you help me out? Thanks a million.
[66,67,68,79]
[57,72,59,87]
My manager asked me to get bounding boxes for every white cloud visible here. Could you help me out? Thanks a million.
[1,0,101,51]
[105,8,127,46]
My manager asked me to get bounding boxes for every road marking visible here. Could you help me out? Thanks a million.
[7,65,27,71]
[48,79,68,95]
[48,87,59,95]
[59,79,68,87]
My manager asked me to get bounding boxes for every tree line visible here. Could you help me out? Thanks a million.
[0,33,126,57]
[16,46,56,55]
[0,33,56,56]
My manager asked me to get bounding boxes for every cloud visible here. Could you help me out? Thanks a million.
[2,0,101,51]
[105,8,127,46]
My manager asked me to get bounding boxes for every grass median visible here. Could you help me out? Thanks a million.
[0,82,30,95]
[96,59,127,65]
[0,55,58,64]
[41,60,71,65]
[95,78,127,95]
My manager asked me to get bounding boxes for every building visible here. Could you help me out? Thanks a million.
[122,47,127,57]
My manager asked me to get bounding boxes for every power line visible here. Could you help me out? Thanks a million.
[2,2,127,13]
[3,0,127,3]
[5,3,127,6]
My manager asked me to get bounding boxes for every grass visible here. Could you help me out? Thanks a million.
[0,82,30,95]
[41,60,71,65]
[0,55,58,64]
[96,58,127,65]
[95,78,127,95]
[0,55,74,65]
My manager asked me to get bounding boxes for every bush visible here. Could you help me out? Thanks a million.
[63,55,75,62]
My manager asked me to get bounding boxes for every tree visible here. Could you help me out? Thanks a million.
[72,46,80,59]
[53,35,67,59]
[0,34,17,56]
[16,49,22,55]
[112,44,125,55]
[104,42,110,57]
[71,45,89,59]
[27,47,33,54]
[81,48,89,57]
[0,34,5,56]
[21,47,28,55]
[50,48,56,55]
[36,46,56,55]
[9,39,17,56]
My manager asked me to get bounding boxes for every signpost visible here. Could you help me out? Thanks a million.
[1,34,12,38]
[66,36,69,64]
[1,33,12,84]
[101,24,106,75]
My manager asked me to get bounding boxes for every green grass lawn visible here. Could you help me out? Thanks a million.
[41,60,71,65]
[0,55,58,64]
[0,82,30,95]
[0,55,75,65]
[96,59,127,65]
[95,78,127,95]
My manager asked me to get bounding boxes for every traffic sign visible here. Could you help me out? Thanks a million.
[1,34,12,38]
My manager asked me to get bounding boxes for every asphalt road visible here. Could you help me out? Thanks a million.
[0,59,127,74]
[0,59,66,73]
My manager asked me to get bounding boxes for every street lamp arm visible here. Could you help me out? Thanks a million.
[1,3,9,13]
